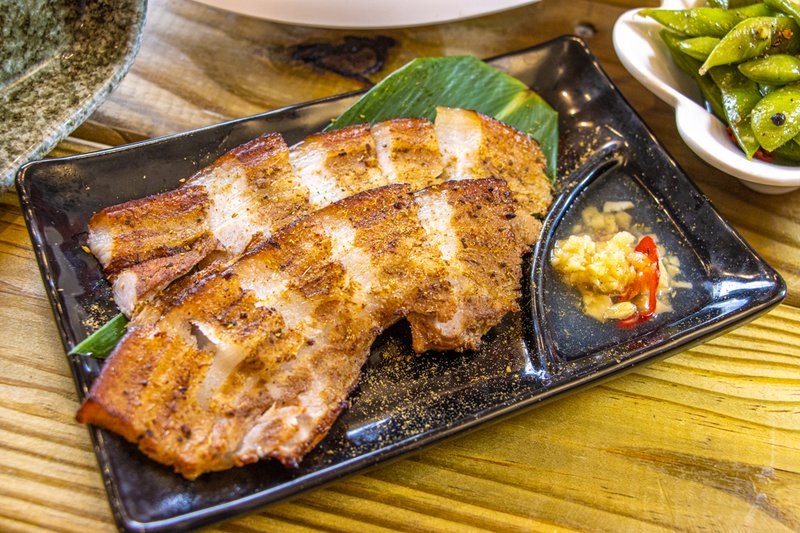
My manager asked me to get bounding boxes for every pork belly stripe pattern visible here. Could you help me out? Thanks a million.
[87,108,552,316]
[77,179,538,479]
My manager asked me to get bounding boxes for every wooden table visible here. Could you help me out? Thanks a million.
[2,0,799,530]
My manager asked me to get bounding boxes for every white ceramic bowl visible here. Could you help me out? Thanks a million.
[613,0,800,194]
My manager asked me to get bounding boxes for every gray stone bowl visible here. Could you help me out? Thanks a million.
[1,0,147,192]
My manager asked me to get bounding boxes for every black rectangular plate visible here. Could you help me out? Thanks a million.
[16,36,786,532]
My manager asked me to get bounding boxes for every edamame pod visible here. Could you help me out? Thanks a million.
[709,0,760,8]
[739,54,800,82]
[759,82,780,94]
[661,30,727,120]
[735,3,778,17]
[751,82,800,150]
[765,15,800,55]
[641,8,750,37]
[699,16,777,74]
[772,136,800,160]
[708,66,763,157]
[677,36,721,60]
[641,5,775,37]
[764,0,800,26]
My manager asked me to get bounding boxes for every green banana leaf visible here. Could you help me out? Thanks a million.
[74,55,558,358]
[69,313,128,358]
[329,55,558,181]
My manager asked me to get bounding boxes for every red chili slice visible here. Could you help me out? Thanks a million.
[727,127,774,163]
[617,235,660,329]
[753,148,774,163]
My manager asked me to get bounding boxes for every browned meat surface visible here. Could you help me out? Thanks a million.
[435,106,552,217]
[88,133,306,316]
[372,117,444,187]
[77,179,538,479]
[86,109,552,316]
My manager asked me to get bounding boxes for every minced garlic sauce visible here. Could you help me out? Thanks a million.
[550,202,687,323]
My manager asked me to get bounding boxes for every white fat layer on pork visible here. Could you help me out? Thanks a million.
[290,140,345,209]
[416,189,465,336]
[371,124,399,183]
[434,107,482,180]
[236,402,305,460]
[416,191,457,262]
[193,320,247,405]
[87,227,113,268]
[257,348,346,458]
[325,218,378,318]
[112,271,139,317]
[238,265,315,333]
[195,168,270,256]
[358,147,390,191]
[430,303,466,338]
[234,336,331,461]
[195,270,320,410]
[273,395,328,455]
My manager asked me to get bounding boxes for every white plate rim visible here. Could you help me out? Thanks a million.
[192,0,539,29]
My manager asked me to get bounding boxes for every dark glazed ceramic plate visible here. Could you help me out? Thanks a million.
[16,36,786,532]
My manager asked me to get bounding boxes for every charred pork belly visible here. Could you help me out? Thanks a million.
[87,109,551,316]
[78,179,538,479]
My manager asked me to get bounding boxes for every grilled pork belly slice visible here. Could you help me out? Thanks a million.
[77,179,537,479]
[434,106,552,218]
[87,109,551,316]
[290,123,384,208]
[89,134,306,316]
[372,117,445,187]
[87,185,210,275]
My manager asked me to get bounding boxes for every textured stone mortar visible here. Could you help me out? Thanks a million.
[1,0,147,191]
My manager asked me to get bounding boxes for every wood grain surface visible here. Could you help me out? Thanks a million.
[2,0,799,531]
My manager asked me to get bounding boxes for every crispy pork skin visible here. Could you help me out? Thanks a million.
[87,185,211,275]
[78,179,537,479]
[87,109,552,316]
[89,133,306,315]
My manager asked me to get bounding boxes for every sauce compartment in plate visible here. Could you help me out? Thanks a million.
[534,148,710,363]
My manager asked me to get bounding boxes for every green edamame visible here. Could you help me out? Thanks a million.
[739,54,800,82]
[708,66,763,157]
[768,15,800,54]
[772,135,800,160]
[708,0,760,8]
[641,5,775,37]
[661,31,727,120]
[750,82,800,150]
[764,0,800,26]
[641,7,752,37]
[759,82,781,94]
[700,16,777,74]
[735,3,778,17]
[649,1,800,162]
[677,36,721,59]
